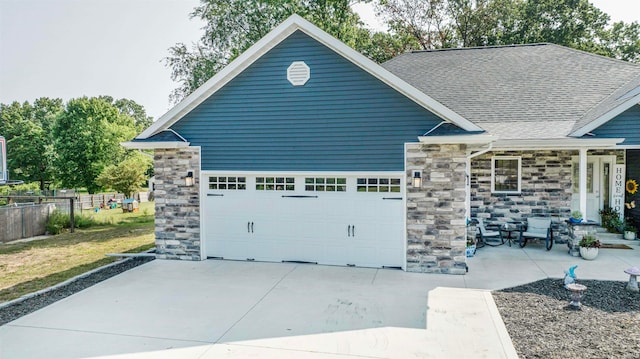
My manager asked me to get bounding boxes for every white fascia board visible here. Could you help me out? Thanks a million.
[138,14,480,139]
[120,141,191,149]
[570,94,640,137]
[491,138,624,150]
[418,134,495,144]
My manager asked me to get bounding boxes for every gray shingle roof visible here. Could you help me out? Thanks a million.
[382,43,640,139]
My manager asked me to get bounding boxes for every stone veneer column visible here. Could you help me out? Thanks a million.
[406,143,467,274]
[154,147,201,260]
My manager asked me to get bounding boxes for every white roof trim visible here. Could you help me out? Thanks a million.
[491,138,624,150]
[571,92,640,137]
[418,134,495,144]
[121,141,191,149]
[138,14,480,139]
[418,135,625,149]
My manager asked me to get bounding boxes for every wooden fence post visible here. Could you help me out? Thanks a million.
[70,198,75,233]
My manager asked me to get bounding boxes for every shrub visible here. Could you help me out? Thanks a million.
[46,210,71,235]
[599,207,623,233]
[46,210,96,234]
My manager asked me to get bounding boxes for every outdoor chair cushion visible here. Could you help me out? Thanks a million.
[521,218,551,238]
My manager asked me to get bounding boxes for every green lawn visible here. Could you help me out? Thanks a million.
[0,202,156,302]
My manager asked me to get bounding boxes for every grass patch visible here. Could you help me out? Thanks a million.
[79,201,155,226]
[0,202,156,302]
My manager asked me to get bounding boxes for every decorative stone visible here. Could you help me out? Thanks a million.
[566,283,587,309]
[624,267,640,292]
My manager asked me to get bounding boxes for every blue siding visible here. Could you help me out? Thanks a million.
[590,104,640,146]
[171,31,457,171]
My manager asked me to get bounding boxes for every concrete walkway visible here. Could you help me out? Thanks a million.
[1,238,638,359]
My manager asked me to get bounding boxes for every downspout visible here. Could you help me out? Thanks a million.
[465,143,494,219]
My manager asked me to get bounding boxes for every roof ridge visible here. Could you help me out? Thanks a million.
[543,43,640,68]
[409,43,549,53]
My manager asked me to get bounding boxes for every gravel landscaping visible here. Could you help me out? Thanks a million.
[0,257,154,326]
[493,278,640,358]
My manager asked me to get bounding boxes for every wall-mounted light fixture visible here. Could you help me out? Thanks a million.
[412,170,422,188]
[185,170,194,187]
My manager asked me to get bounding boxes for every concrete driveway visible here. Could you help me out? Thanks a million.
[1,239,638,358]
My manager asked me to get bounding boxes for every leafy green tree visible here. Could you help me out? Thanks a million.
[0,98,63,189]
[96,152,152,198]
[376,0,640,62]
[54,97,137,193]
[166,0,380,102]
[604,21,640,63]
[98,96,154,132]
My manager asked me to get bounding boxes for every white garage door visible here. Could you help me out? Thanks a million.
[202,173,405,268]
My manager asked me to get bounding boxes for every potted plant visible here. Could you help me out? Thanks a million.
[579,235,601,260]
[569,210,583,224]
[466,237,477,257]
[624,222,637,240]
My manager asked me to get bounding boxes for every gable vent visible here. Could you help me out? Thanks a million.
[287,61,310,86]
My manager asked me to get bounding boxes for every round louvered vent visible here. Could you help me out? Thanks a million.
[287,61,310,86]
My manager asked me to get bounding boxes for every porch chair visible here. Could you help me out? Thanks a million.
[518,217,553,250]
[476,218,505,247]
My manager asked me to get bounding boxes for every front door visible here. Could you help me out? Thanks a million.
[572,156,615,221]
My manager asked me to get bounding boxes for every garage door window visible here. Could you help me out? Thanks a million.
[209,176,246,190]
[357,178,401,192]
[305,177,347,192]
[256,177,295,191]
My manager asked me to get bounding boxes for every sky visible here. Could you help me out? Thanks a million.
[1,1,639,121]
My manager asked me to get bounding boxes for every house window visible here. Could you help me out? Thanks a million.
[256,177,295,191]
[209,176,246,190]
[356,178,401,193]
[305,177,347,192]
[492,157,521,193]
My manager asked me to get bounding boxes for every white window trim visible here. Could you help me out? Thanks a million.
[491,156,521,194]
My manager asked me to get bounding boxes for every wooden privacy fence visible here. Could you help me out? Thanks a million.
[0,203,55,243]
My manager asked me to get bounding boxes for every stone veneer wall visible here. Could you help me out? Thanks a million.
[471,150,573,218]
[406,143,467,274]
[470,150,574,241]
[154,148,201,260]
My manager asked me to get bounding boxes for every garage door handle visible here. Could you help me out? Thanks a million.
[383,197,402,200]
[247,222,250,233]
[207,194,224,197]
[347,225,351,237]
[251,222,254,233]
[352,225,355,236]
[281,195,318,198]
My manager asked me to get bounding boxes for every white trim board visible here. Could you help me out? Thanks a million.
[138,14,481,140]
[571,93,640,137]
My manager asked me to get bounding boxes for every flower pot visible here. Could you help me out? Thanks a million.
[466,245,476,258]
[624,231,637,240]
[569,217,582,224]
[579,247,599,260]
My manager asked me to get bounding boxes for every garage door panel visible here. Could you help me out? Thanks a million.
[203,173,404,268]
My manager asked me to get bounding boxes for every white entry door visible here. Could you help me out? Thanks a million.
[202,173,405,268]
[572,156,615,220]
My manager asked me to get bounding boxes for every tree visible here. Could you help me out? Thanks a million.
[166,0,379,102]
[0,98,63,189]
[54,97,137,193]
[604,21,640,63]
[375,0,640,62]
[98,96,154,132]
[96,152,152,198]
[377,0,453,49]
